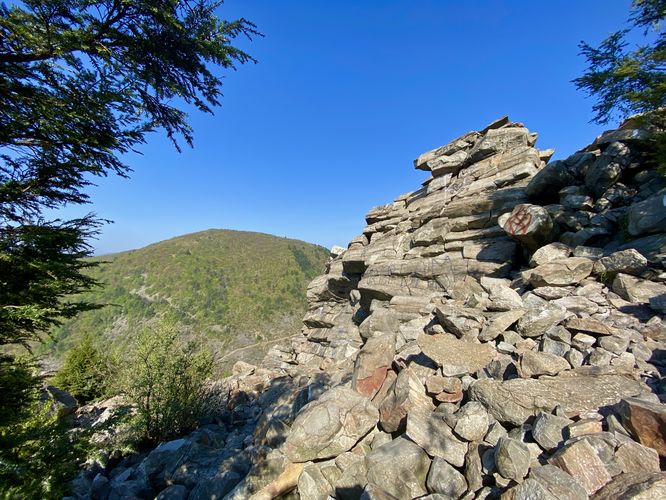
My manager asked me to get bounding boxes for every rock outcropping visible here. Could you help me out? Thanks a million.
[74,116,666,500]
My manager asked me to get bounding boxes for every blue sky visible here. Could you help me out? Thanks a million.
[62,0,635,254]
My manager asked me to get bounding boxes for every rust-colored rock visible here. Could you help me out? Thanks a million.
[619,397,666,457]
[565,318,613,336]
[352,332,396,398]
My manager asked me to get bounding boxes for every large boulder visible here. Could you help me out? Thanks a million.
[495,437,531,481]
[499,204,555,252]
[469,368,648,426]
[618,397,666,457]
[467,127,530,164]
[283,387,378,462]
[585,142,629,198]
[379,366,434,433]
[426,457,468,497]
[593,249,648,277]
[627,190,666,236]
[298,465,333,500]
[406,408,468,466]
[352,332,396,398]
[594,471,666,499]
[526,160,577,203]
[42,385,78,418]
[612,273,666,305]
[144,438,190,490]
[417,333,496,376]
[365,436,431,499]
[529,242,572,267]
[529,257,594,287]
[453,402,490,442]
[532,412,571,451]
[549,439,612,495]
[513,465,587,500]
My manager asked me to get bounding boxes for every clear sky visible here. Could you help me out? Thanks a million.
[60,0,635,255]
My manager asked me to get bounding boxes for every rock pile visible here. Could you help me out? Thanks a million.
[72,116,666,499]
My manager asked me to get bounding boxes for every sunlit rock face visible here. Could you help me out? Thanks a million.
[74,115,666,500]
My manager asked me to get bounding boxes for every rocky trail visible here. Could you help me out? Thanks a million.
[70,115,666,499]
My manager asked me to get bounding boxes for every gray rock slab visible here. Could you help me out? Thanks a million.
[453,402,490,442]
[532,412,571,451]
[513,465,587,500]
[406,408,468,467]
[593,471,666,499]
[480,309,526,341]
[334,453,369,500]
[283,387,378,462]
[469,368,648,426]
[518,351,570,378]
[480,276,524,311]
[434,304,485,338]
[378,366,434,433]
[495,437,531,481]
[628,190,666,237]
[549,439,612,495]
[298,463,334,500]
[516,295,567,338]
[594,248,648,277]
[613,273,666,305]
[529,242,572,268]
[417,333,496,376]
[530,258,594,287]
[426,457,468,498]
[467,127,530,164]
[365,436,431,499]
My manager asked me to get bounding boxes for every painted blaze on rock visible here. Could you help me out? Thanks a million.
[500,203,554,251]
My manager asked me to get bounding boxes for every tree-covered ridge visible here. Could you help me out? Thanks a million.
[49,229,329,358]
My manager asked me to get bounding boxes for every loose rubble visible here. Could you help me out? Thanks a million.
[70,116,666,499]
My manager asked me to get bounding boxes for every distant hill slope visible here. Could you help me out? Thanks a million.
[48,229,330,366]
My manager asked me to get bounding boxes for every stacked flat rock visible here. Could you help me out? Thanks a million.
[72,116,666,500]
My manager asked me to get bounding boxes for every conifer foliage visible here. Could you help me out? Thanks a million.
[0,2,258,495]
[52,333,113,403]
[574,0,665,124]
[0,0,259,350]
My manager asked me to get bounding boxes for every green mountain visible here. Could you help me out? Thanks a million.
[47,229,329,366]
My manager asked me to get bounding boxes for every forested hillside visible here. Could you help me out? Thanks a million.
[48,229,329,364]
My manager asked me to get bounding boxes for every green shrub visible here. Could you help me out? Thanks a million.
[0,367,89,499]
[0,354,39,427]
[121,320,213,443]
[52,333,114,403]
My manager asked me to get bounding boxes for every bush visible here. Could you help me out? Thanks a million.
[0,364,89,498]
[0,354,39,427]
[52,333,114,403]
[121,320,213,443]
